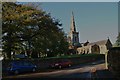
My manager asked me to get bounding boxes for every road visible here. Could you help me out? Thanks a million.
[3,60,116,80]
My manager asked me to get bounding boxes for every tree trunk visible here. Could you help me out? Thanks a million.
[7,47,11,59]
[27,40,31,58]
[7,33,12,59]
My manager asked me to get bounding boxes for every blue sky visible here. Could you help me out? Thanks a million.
[19,2,118,44]
[39,2,118,44]
[17,0,120,2]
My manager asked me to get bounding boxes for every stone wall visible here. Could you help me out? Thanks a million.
[107,47,120,79]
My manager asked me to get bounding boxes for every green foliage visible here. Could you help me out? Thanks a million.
[41,54,104,59]
[2,2,69,59]
[115,32,120,47]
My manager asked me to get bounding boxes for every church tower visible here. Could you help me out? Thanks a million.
[68,12,80,48]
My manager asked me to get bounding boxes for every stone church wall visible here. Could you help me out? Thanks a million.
[99,45,107,54]
[77,44,108,54]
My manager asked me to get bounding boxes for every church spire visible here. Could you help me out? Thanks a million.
[70,11,76,32]
[68,12,80,48]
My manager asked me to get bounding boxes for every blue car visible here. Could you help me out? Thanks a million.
[7,60,37,74]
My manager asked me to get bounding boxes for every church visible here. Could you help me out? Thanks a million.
[68,12,81,49]
[68,12,113,54]
[77,39,112,54]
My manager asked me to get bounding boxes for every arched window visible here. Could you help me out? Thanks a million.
[91,44,100,53]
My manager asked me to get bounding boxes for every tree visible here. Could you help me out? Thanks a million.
[115,32,120,47]
[2,2,37,58]
[2,2,69,59]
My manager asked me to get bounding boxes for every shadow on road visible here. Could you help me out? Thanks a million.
[48,69,118,80]
[66,60,105,70]
[96,69,115,78]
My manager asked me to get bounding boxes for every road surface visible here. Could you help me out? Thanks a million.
[3,60,116,80]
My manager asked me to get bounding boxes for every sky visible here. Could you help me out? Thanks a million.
[12,2,118,44]
[39,2,118,44]
[16,0,120,2]
[1,1,119,44]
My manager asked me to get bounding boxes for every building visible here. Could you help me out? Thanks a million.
[77,38,112,54]
[67,12,112,55]
[68,12,81,49]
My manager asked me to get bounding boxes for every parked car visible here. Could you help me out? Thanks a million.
[7,60,37,74]
[49,59,72,69]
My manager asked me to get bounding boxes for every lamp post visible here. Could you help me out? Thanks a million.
[105,51,108,69]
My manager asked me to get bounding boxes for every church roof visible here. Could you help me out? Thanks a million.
[87,39,108,46]
[84,40,89,46]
